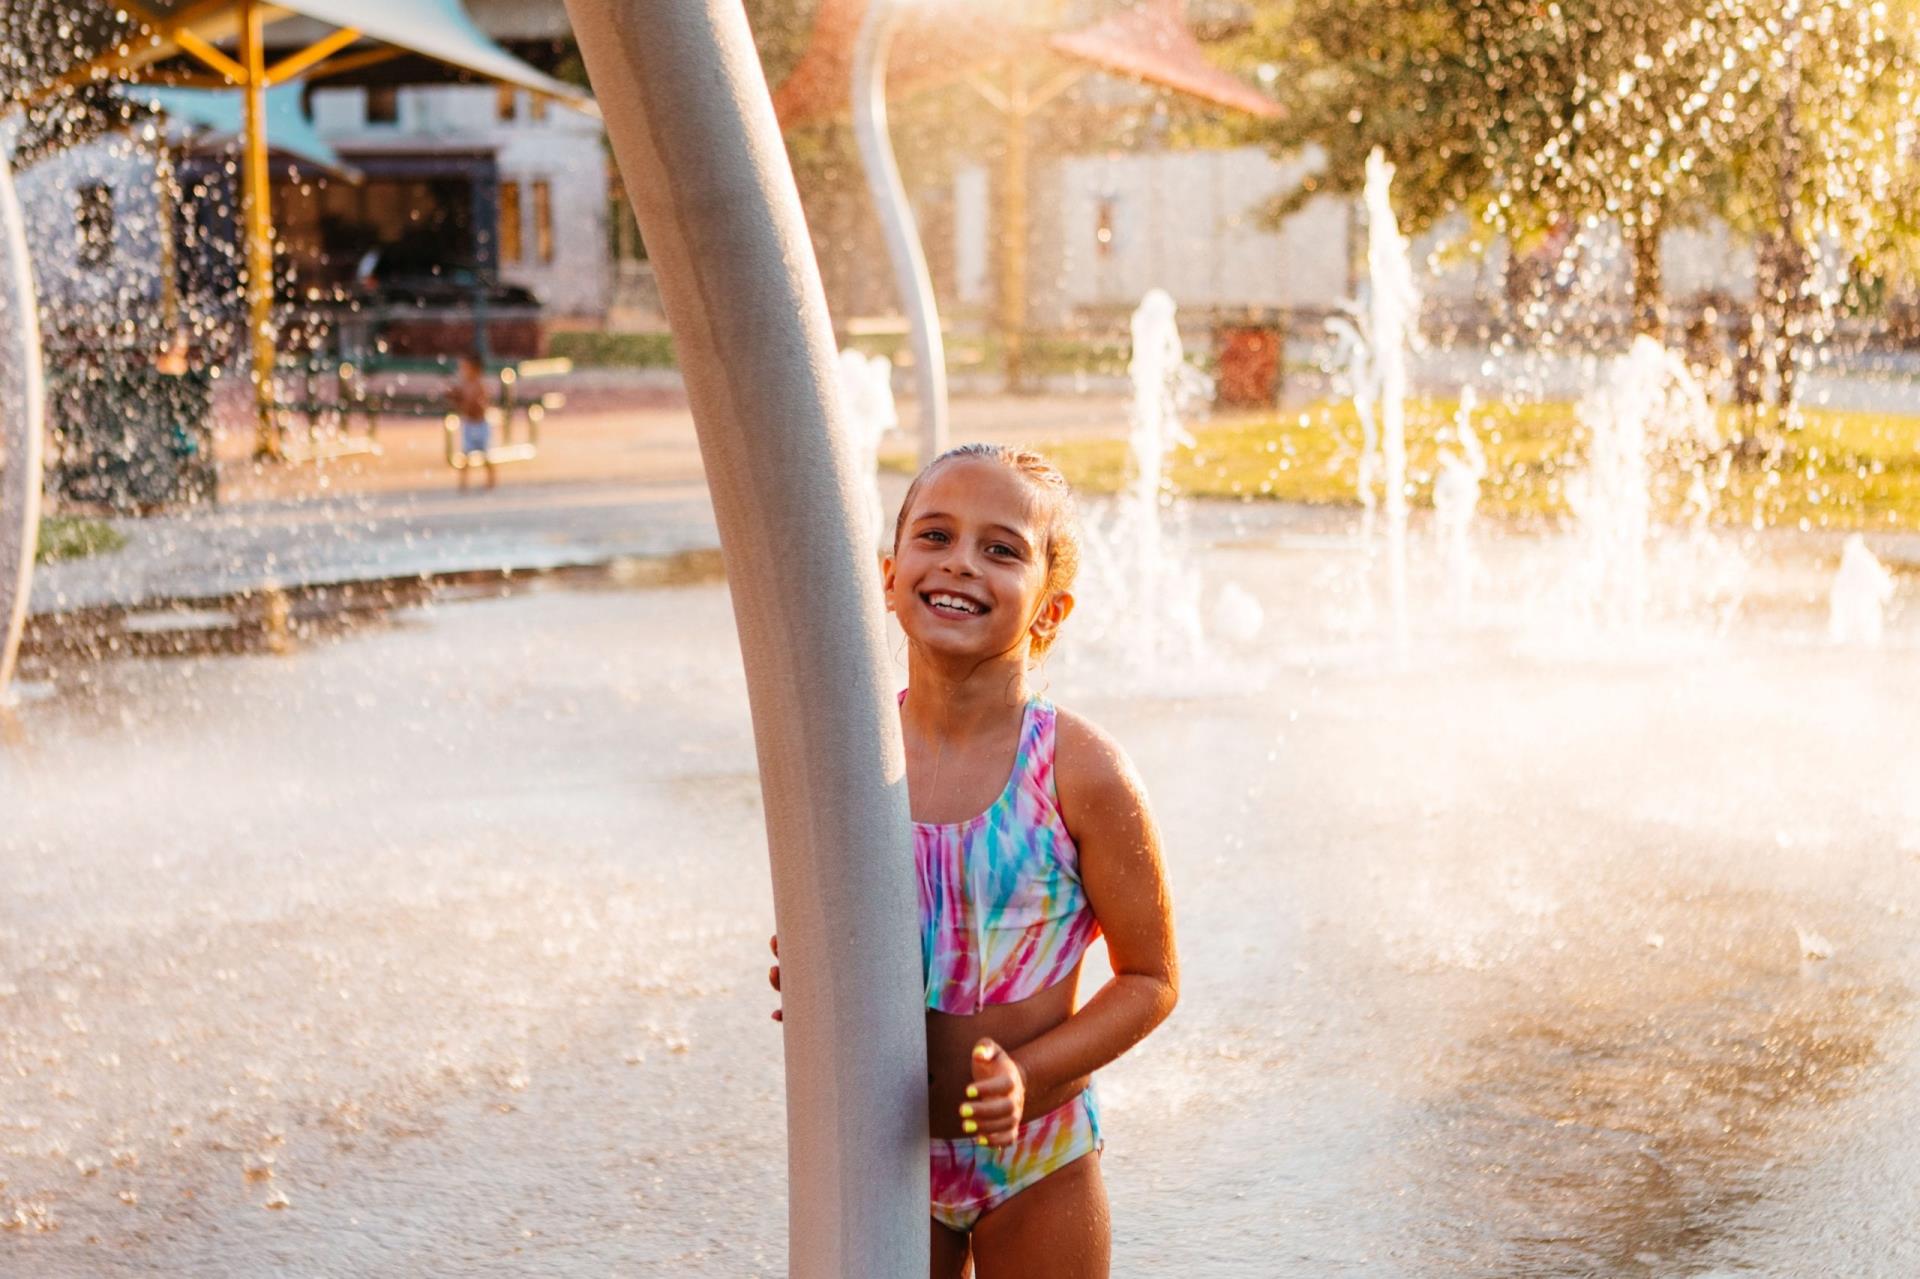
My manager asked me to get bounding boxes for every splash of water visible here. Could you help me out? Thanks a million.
[1566,335,1722,631]
[1323,308,1378,543]
[1364,150,1417,658]
[1075,289,1265,684]
[835,349,898,547]
[1124,287,1204,509]
[1829,534,1894,647]
[1433,388,1488,614]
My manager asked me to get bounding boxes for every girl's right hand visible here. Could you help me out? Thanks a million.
[768,934,783,1022]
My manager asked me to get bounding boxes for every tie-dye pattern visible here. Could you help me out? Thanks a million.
[910,694,1102,1014]
[929,1088,1103,1232]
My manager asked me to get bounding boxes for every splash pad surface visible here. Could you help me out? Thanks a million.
[2,525,1915,1276]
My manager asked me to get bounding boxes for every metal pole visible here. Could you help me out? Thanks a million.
[852,0,948,467]
[0,143,46,700]
[239,0,281,459]
[156,144,181,335]
[558,2,926,1274]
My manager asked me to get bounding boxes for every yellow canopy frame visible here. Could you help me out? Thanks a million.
[25,0,587,460]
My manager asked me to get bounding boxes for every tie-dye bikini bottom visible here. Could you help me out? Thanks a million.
[929,1087,1103,1233]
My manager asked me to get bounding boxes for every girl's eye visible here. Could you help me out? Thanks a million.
[988,543,1019,558]
[919,529,948,544]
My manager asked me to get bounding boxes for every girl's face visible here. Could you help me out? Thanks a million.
[882,457,1072,663]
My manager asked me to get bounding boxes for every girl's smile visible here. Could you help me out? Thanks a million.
[924,589,990,618]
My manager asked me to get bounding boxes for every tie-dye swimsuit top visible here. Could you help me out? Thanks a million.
[909,693,1102,1014]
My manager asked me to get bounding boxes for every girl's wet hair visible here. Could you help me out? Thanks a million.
[891,443,1081,657]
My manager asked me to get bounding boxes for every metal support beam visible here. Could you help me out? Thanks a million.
[175,28,248,83]
[0,144,45,700]
[266,27,362,86]
[238,0,280,458]
[559,1,926,1274]
[853,0,948,467]
[299,47,407,82]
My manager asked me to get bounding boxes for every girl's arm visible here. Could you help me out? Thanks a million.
[989,711,1179,1113]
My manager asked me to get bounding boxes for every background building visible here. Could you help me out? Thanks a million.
[308,83,610,319]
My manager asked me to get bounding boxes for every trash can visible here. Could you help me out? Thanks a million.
[1214,311,1286,408]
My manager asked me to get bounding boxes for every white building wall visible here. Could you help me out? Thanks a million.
[953,165,990,308]
[14,135,166,332]
[1030,144,1761,329]
[1042,145,1352,321]
[311,84,609,317]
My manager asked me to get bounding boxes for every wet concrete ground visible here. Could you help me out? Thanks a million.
[2,528,1917,1276]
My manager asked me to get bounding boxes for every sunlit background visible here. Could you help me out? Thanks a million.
[3,1,1919,1274]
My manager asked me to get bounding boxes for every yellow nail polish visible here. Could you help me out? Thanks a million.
[959,1103,974,1119]
[962,1119,978,1135]
[973,1044,994,1061]
[965,1085,978,1100]
[975,1137,989,1147]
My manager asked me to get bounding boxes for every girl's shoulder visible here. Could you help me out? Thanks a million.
[1047,702,1150,826]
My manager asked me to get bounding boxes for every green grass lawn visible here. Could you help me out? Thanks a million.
[1020,398,1920,534]
[36,517,125,563]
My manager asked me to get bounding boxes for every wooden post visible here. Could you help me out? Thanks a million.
[238,0,280,458]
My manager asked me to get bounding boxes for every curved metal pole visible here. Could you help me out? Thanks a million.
[0,143,46,700]
[558,2,926,1274]
[853,0,949,467]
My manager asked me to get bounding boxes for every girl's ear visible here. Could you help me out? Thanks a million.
[880,554,897,610]
[1029,590,1075,645]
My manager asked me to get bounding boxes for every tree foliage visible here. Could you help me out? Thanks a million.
[1229,0,1920,322]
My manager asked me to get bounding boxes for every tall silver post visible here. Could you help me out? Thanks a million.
[853,0,950,467]
[0,143,45,701]
[558,2,927,1274]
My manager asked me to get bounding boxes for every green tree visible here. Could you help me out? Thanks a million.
[1701,0,1920,406]
[1230,0,1920,389]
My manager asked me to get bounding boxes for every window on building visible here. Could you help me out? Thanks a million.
[76,183,114,268]
[533,180,554,264]
[496,85,518,122]
[529,94,549,124]
[499,180,523,263]
[366,85,399,124]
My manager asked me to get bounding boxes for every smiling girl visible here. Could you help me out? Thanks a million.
[771,443,1179,1277]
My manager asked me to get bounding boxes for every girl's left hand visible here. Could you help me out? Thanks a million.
[960,1038,1025,1147]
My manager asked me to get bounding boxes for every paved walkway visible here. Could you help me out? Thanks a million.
[28,382,1138,617]
[27,372,1920,622]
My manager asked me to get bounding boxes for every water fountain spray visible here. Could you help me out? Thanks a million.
[1362,150,1417,658]
[1125,287,1202,510]
[1567,335,1720,632]
[1076,288,1225,677]
[1829,534,1895,647]
[0,139,46,702]
[1323,307,1378,544]
[836,348,899,547]
[1433,387,1488,614]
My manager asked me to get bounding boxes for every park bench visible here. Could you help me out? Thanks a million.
[274,354,571,470]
